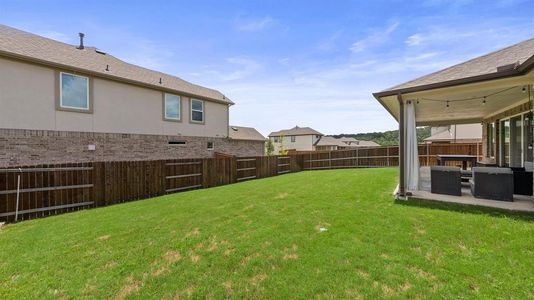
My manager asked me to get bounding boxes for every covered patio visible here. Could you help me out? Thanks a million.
[375,38,534,212]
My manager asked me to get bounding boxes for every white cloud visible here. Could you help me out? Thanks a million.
[405,34,423,46]
[350,21,399,53]
[223,57,262,81]
[235,16,275,32]
[317,31,342,52]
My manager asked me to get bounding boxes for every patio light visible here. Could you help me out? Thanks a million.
[482,97,486,105]
[523,86,527,93]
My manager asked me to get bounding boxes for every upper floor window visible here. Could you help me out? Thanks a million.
[164,93,181,121]
[291,136,296,142]
[60,72,89,110]
[191,99,204,123]
[273,137,279,143]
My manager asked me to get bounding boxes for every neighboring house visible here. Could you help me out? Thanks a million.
[424,124,482,144]
[0,25,262,167]
[374,37,534,197]
[338,137,380,147]
[315,136,349,151]
[228,126,266,154]
[268,126,323,152]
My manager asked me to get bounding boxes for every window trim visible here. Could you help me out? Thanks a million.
[57,71,92,113]
[190,98,205,124]
[290,136,296,142]
[163,93,182,122]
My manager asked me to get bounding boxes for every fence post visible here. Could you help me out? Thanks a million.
[329,151,332,169]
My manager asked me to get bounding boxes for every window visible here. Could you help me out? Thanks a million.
[291,136,296,142]
[168,140,186,145]
[164,93,181,121]
[60,72,89,110]
[191,99,204,123]
[207,141,214,150]
[273,137,279,143]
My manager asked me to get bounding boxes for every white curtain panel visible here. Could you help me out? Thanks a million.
[404,100,419,190]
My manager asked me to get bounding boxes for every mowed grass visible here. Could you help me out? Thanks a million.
[1,168,533,299]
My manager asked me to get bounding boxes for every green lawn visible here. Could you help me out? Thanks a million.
[1,168,533,299]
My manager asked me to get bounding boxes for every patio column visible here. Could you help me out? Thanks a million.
[398,94,405,197]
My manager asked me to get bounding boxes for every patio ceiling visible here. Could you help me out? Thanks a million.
[376,71,534,126]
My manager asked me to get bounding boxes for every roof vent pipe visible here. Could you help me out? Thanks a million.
[77,33,85,49]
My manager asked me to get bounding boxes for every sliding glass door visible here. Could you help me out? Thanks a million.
[501,120,510,166]
[499,112,533,168]
[510,116,522,167]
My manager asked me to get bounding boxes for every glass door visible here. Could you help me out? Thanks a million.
[524,112,533,164]
[501,120,510,166]
[510,116,523,167]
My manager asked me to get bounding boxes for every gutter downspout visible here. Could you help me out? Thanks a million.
[398,94,406,198]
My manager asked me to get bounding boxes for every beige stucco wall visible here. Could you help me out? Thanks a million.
[271,134,319,152]
[0,57,229,137]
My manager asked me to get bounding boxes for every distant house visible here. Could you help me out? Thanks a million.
[268,126,323,152]
[425,124,482,144]
[315,136,349,151]
[0,25,265,167]
[228,126,266,155]
[338,137,380,147]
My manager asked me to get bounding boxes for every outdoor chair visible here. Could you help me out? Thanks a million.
[430,166,462,196]
[470,167,513,201]
[510,167,533,196]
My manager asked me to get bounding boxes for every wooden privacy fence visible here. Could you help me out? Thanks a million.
[302,143,482,170]
[0,143,481,222]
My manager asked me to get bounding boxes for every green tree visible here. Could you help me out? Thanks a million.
[265,139,275,156]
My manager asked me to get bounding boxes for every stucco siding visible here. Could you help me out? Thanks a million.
[0,57,229,138]
[272,134,316,152]
[0,57,56,130]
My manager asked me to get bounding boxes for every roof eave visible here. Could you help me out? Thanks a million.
[374,68,523,98]
[0,50,234,105]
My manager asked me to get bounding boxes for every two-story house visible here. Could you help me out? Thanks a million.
[268,126,323,152]
[0,25,264,167]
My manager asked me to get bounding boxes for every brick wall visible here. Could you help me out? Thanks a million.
[0,129,265,167]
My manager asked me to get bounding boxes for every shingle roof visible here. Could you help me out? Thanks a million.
[338,137,359,143]
[379,38,534,94]
[315,136,348,147]
[268,126,323,137]
[354,140,380,147]
[228,126,266,141]
[0,24,232,104]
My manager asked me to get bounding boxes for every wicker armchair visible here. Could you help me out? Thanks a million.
[470,167,513,201]
[430,166,462,196]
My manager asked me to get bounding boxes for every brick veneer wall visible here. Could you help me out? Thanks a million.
[0,129,265,167]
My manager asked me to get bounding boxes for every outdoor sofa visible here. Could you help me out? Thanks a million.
[470,167,513,201]
[510,167,533,196]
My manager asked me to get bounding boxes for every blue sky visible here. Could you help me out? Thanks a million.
[1,0,534,135]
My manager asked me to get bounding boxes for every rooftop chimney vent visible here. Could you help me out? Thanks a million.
[77,33,85,50]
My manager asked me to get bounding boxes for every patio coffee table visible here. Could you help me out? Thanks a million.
[436,154,477,170]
